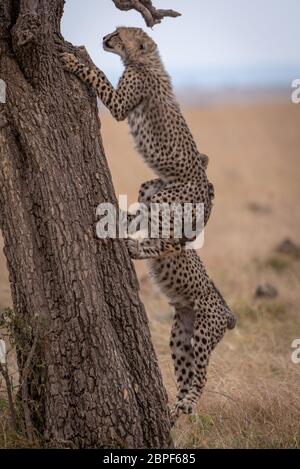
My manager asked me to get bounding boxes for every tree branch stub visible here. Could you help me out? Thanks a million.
[112,0,181,27]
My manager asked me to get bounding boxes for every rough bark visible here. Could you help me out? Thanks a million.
[0,0,172,448]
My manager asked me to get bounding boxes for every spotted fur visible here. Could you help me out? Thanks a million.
[60,27,214,257]
[60,28,236,421]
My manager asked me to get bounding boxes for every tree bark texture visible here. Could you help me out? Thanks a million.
[0,0,172,448]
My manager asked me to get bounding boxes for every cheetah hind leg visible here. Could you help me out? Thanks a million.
[119,178,165,237]
[175,295,230,417]
[121,178,166,243]
[169,305,195,424]
[138,178,166,204]
[174,307,212,417]
[126,177,207,259]
[126,179,184,259]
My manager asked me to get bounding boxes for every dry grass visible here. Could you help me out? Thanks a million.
[0,393,41,449]
[1,99,300,448]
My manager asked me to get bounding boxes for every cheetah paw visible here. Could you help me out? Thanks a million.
[60,52,80,72]
[124,229,149,258]
[175,397,196,416]
[124,238,140,259]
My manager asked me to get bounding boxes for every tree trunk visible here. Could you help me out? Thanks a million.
[0,0,172,448]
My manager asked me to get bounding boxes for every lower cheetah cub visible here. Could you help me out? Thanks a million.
[122,165,236,421]
[149,249,236,421]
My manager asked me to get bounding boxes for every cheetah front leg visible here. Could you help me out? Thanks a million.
[60,53,144,121]
[126,236,182,259]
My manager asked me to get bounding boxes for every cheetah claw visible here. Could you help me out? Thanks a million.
[59,52,80,72]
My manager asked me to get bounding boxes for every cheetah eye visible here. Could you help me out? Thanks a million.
[139,43,145,50]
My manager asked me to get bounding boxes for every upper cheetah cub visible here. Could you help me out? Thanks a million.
[60,27,214,257]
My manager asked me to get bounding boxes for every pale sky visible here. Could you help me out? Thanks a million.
[62,0,300,87]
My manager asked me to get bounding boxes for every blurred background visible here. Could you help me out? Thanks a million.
[1,0,300,447]
[62,0,300,96]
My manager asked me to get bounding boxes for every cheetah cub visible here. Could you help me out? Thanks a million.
[60,27,214,257]
[150,250,236,420]
[135,177,236,421]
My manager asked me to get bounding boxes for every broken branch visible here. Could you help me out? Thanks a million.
[112,0,181,27]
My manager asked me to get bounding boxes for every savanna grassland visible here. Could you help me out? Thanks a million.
[1,98,300,448]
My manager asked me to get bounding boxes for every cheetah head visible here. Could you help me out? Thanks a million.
[103,27,158,66]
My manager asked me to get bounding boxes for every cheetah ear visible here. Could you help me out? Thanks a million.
[140,40,157,54]
[200,153,209,169]
[148,42,157,53]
